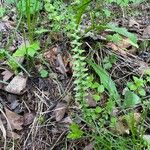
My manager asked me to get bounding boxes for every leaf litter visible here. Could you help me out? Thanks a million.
[0,0,150,149]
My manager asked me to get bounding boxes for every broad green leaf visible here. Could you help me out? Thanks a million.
[146,76,150,82]
[107,23,138,48]
[93,94,100,101]
[106,33,123,43]
[27,42,40,57]
[133,76,145,87]
[98,85,105,93]
[103,9,111,17]
[124,91,141,108]
[87,60,120,101]
[91,82,99,89]
[95,106,102,113]
[13,42,40,57]
[127,82,137,91]
[138,88,146,96]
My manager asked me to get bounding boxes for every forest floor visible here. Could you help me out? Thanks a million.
[0,1,150,150]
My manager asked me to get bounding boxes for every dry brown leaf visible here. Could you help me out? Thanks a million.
[1,70,14,81]
[61,116,72,124]
[133,112,141,123]
[63,93,72,103]
[7,131,21,139]
[44,46,69,74]
[86,94,97,107]
[54,103,66,121]
[83,143,94,150]
[113,38,131,50]
[44,47,57,65]
[115,120,130,135]
[5,107,23,130]
[114,112,141,135]
[23,112,36,126]
[137,61,149,75]
[56,53,67,74]
[5,74,27,95]
[107,43,127,56]
[143,25,150,38]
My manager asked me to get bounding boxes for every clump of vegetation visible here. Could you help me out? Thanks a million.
[0,0,149,149]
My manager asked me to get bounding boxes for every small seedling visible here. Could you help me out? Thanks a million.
[40,69,48,78]
[103,54,117,70]
[127,76,146,96]
[67,123,84,139]
[8,42,40,71]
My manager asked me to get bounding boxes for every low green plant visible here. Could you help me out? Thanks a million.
[17,0,42,16]
[145,69,150,82]
[127,76,146,96]
[123,90,141,108]
[87,60,120,102]
[40,69,49,78]
[8,42,40,72]
[102,54,117,70]
[0,49,31,76]
[86,75,105,102]
[38,115,46,125]
[44,0,66,32]
[107,23,138,48]
[67,123,84,139]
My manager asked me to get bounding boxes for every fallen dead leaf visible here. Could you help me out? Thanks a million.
[83,143,94,150]
[7,131,21,139]
[0,22,6,31]
[108,38,131,51]
[5,74,27,95]
[137,61,149,75]
[133,112,141,123]
[56,53,67,74]
[86,94,97,107]
[114,119,129,135]
[44,46,70,75]
[143,25,150,38]
[54,103,67,121]
[44,47,58,65]
[114,112,141,135]
[1,69,14,81]
[4,107,23,130]
[23,112,36,126]
[61,116,72,124]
